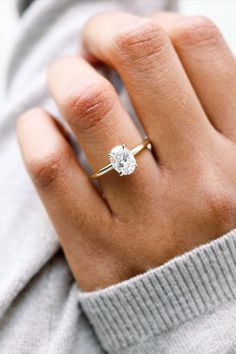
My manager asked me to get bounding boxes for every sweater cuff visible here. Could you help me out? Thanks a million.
[78,229,236,353]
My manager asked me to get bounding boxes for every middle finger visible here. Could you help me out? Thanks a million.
[83,12,216,167]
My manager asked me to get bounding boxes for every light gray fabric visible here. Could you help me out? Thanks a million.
[80,229,236,353]
[1,0,236,353]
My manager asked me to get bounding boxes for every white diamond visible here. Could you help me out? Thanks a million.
[109,145,137,176]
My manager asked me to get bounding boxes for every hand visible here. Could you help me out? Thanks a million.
[17,12,236,291]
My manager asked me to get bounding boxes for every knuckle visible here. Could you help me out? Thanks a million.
[200,182,236,230]
[112,20,167,66]
[28,145,69,188]
[172,16,221,48]
[65,80,116,131]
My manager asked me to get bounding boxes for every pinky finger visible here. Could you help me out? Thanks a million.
[16,108,111,285]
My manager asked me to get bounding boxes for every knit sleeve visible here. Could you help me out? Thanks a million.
[78,229,236,353]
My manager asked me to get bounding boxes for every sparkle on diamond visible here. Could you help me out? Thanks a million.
[109,145,137,176]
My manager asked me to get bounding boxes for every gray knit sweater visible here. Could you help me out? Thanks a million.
[1,1,236,353]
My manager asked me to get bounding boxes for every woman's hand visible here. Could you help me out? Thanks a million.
[17,12,236,291]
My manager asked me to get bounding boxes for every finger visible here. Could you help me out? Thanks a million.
[162,15,236,141]
[48,56,158,214]
[17,108,111,278]
[82,12,214,166]
[151,11,182,28]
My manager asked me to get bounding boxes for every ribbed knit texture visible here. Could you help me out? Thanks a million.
[79,229,236,353]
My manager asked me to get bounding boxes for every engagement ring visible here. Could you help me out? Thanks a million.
[91,138,151,179]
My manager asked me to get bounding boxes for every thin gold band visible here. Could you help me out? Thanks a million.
[91,138,151,179]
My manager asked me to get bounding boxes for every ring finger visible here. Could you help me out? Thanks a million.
[48,56,158,215]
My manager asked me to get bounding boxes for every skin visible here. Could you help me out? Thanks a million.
[17,12,236,291]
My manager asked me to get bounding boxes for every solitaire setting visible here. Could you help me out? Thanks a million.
[108,145,137,176]
[91,138,151,179]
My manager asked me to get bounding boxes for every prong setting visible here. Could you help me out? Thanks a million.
[108,144,137,176]
[91,138,151,179]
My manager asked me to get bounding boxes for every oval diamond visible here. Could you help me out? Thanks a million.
[109,145,137,176]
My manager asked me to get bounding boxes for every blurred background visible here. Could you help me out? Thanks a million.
[1,0,236,108]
